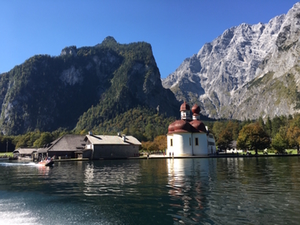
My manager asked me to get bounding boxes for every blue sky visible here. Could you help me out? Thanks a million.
[1,0,298,78]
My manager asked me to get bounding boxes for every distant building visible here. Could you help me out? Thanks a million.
[14,133,141,161]
[47,134,86,159]
[84,133,141,159]
[166,101,216,157]
[13,148,38,160]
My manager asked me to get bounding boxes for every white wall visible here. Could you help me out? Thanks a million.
[207,134,217,154]
[167,133,192,156]
[192,133,208,155]
[167,132,217,156]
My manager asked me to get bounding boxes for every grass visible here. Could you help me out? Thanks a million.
[245,149,298,155]
[0,152,13,157]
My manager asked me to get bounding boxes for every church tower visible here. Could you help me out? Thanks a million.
[180,101,191,121]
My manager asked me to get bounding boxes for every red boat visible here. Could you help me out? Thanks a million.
[38,157,54,167]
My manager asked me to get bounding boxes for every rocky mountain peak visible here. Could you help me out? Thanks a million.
[61,46,77,57]
[163,3,300,121]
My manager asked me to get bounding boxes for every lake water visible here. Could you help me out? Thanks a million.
[1,157,300,225]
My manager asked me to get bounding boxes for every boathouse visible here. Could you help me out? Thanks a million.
[84,133,141,159]
[166,101,216,157]
[13,148,38,160]
[47,134,87,159]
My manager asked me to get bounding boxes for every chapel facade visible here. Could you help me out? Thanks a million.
[166,101,216,157]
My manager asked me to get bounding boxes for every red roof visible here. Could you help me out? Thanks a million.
[180,101,190,111]
[168,119,206,134]
[192,104,200,114]
[189,120,206,133]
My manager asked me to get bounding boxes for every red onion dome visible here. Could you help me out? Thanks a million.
[192,104,200,115]
[189,120,207,133]
[172,120,194,133]
[180,101,190,111]
[168,122,176,134]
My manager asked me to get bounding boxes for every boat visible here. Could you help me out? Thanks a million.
[38,156,54,167]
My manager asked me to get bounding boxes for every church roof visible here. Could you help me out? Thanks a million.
[192,104,200,114]
[189,120,207,133]
[180,101,190,111]
[168,120,206,134]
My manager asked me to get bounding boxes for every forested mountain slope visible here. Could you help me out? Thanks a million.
[0,37,180,135]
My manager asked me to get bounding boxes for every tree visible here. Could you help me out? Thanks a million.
[212,121,227,142]
[33,132,53,148]
[226,120,240,140]
[258,116,265,130]
[265,116,272,137]
[217,129,233,150]
[272,127,288,153]
[271,116,288,138]
[286,126,300,154]
[237,123,270,154]
[153,135,167,151]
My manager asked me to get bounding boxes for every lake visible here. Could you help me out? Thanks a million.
[1,157,300,225]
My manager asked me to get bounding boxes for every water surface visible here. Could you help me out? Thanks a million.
[1,157,300,224]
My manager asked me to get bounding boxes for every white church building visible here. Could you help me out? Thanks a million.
[166,101,216,157]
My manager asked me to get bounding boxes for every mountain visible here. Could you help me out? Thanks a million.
[0,37,180,135]
[163,2,300,120]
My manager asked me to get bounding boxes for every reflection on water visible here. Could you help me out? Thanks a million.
[83,162,140,196]
[167,158,215,224]
[1,157,300,224]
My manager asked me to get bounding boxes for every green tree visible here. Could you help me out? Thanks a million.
[217,129,233,150]
[212,121,227,143]
[237,123,270,154]
[226,120,240,140]
[33,132,53,148]
[272,127,288,153]
[258,116,265,130]
[265,116,272,137]
[271,116,288,138]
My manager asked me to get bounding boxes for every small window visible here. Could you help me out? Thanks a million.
[189,138,191,146]
[195,138,199,146]
[170,139,173,147]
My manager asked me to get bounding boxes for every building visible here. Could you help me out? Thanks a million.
[166,101,216,157]
[47,134,87,159]
[16,133,142,160]
[84,133,141,159]
[13,148,38,161]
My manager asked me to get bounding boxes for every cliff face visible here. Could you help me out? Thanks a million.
[0,37,180,135]
[163,3,300,120]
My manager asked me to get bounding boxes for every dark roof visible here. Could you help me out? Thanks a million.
[37,148,48,153]
[48,134,86,152]
[13,148,38,154]
[86,135,141,145]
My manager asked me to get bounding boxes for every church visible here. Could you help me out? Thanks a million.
[166,101,216,157]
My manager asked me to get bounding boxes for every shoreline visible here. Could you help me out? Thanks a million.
[50,153,300,162]
[4,153,299,163]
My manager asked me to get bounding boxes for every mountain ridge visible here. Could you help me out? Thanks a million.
[163,2,300,120]
[0,37,180,135]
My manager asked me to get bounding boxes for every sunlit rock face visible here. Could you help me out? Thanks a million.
[163,3,300,120]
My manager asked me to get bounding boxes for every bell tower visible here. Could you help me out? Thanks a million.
[180,101,191,121]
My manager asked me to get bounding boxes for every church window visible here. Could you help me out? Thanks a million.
[170,139,173,146]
